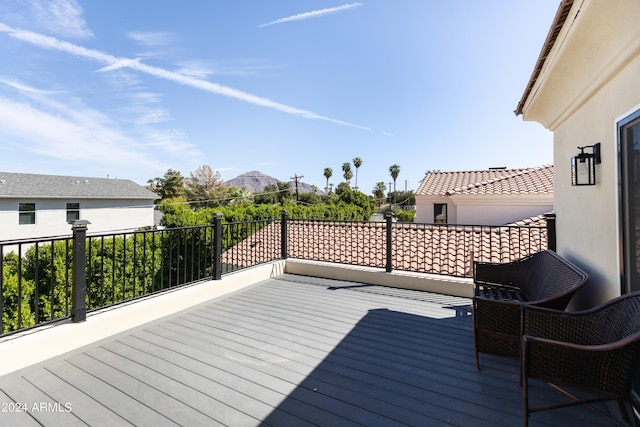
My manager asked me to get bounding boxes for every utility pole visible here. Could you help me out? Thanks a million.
[291,174,304,203]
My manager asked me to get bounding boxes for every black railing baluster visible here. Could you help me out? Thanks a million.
[281,210,289,259]
[17,245,22,329]
[100,236,105,307]
[87,238,92,310]
[213,213,223,280]
[34,243,39,324]
[132,233,137,298]
[71,220,89,323]
[0,246,3,333]
[63,240,73,316]
[108,237,114,304]
[545,212,557,251]
[385,212,393,273]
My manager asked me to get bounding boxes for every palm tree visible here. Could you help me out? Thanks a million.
[389,164,400,204]
[342,162,353,186]
[372,182,386,207]
[352,157,363,191]
[323,167,333,193]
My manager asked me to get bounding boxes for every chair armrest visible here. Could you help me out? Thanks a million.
[522,334,640,395]
[524,292,640,344]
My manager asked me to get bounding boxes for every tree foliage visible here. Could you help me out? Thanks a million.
[323,167,333,193]
[389,164,401,203]
[342,162,353,185]
[185,165,228,208]
[254,182,293,205]
[155,169,185,201]
[352,157,363,190]
[372,182,386,207]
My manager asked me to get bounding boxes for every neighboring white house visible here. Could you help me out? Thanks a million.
[414,165,553,225]
[0,172,158,241]
[516,0,640,307]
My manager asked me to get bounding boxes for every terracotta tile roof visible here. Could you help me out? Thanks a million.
[505,213,550,227]
[415,165,553,197]
[223,217,549,277]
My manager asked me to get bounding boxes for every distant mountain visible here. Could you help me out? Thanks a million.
[225,171,320,194]
[224,171,278,193]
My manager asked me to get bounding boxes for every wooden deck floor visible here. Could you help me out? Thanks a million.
[0,274,623,426]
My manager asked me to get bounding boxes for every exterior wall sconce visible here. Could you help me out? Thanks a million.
[571,143,601,186]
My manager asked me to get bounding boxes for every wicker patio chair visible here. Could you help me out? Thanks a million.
[521,292,640,427]
[473,250,588,369]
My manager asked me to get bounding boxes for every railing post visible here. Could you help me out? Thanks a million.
[281,210,289,259]
[544,212,557,252]
[213,213,223,280]
[384,211,393,273]
[71,220,90,323]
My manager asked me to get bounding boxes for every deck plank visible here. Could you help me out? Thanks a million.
[0,273,622,426]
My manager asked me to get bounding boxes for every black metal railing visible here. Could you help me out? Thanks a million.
[0,235,74,334]
[0,211,554,336]
[286,212,551,276]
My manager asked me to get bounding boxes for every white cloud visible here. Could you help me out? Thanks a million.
[174,61,215,79]
[126,31,175,48]
[0,23,370,130]
[126,92,172,125]
[0,23,117,63]
[259,3,364,28]
[0,96,150,164]
[97,58,143,73]
[0,78,199,173]
[30,0,93,39]
[0,77,61,95]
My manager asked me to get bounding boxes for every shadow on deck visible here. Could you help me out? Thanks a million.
[0,273,624,426]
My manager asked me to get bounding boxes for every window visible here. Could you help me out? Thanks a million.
[18,202,36,225]
[619,110,640,293]
[434,203,447,224]
[66,202,80,223]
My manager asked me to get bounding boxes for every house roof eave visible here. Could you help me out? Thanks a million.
[515,0,575,117]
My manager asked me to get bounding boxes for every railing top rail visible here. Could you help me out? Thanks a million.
[224,218,279,226]
[0,234,72,246]
[289,217,381,224]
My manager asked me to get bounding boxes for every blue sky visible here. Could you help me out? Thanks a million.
[0,1,558,195]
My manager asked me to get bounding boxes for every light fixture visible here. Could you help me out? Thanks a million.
[571,143,601,186]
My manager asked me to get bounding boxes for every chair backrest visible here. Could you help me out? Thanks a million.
[587,292,640,344]
[519,250,588,304]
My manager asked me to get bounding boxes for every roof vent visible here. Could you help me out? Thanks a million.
[489,167,507,170]
[0,179,5,184]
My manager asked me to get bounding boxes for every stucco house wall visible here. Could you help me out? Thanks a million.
[0,199,156,241]
[415,195,551,225]
[453,198,553,226]
[415,167,553,225]
[516,0,640,306]
[0,173,158,241]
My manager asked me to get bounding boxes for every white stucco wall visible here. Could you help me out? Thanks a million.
[553,58,640,306]
[414,196,443,223]
[415,195,551,225]
[455,204,551,226]
[519,0,640,306]
[0,198,156,241]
